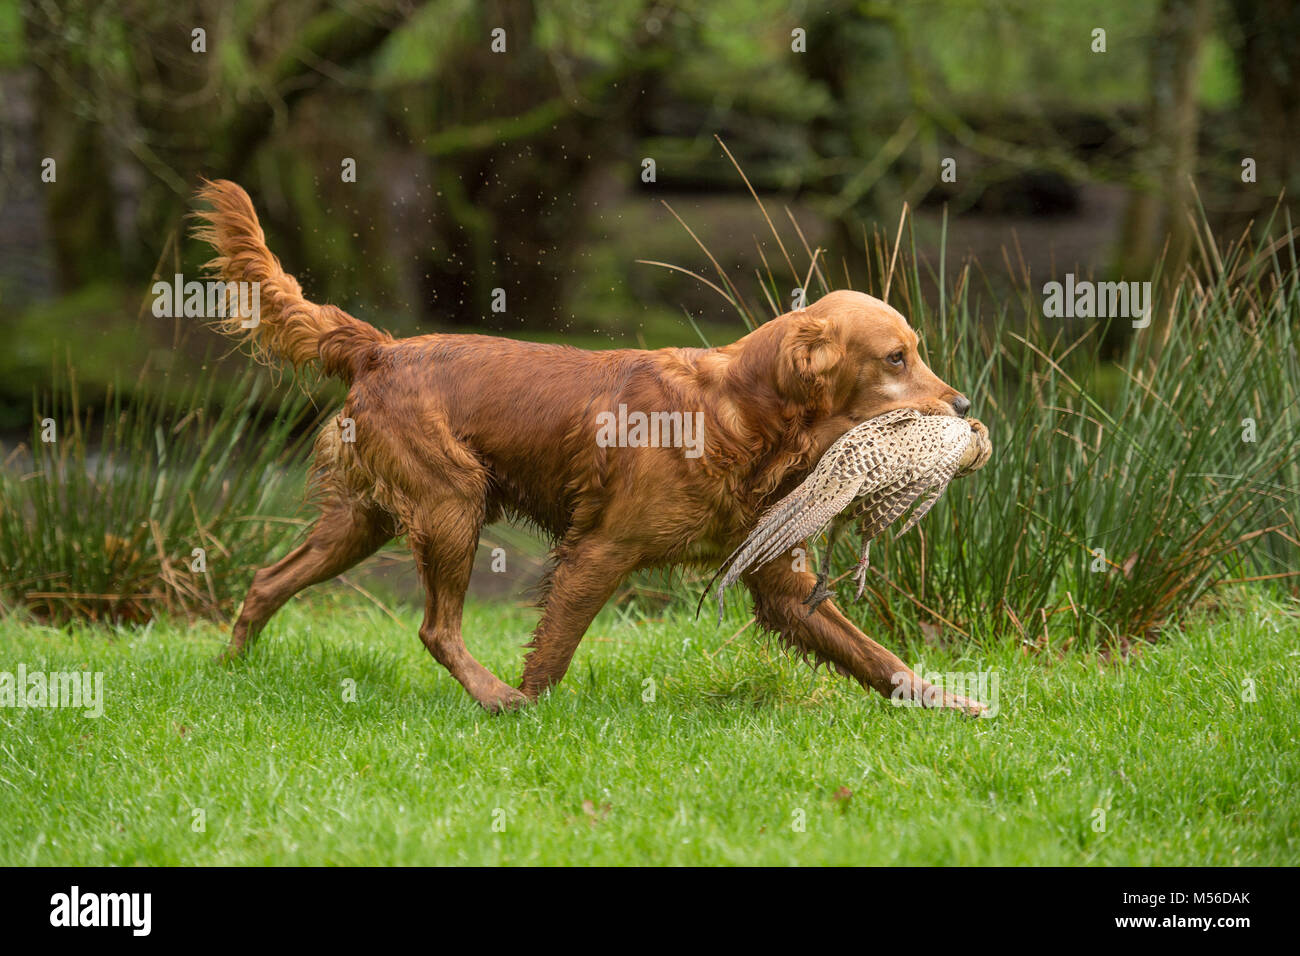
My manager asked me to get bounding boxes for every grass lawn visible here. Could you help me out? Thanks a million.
[0,587,1296,866]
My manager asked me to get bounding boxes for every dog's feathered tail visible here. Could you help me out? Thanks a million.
[191,179,388,380]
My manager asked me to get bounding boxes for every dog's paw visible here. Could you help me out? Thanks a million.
[477,683,529,714]
[936,688,988,717]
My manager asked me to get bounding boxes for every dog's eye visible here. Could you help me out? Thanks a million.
[886,350,905,367]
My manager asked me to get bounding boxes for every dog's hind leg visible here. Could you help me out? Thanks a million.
[409,498,527,714]
[360,406,524,711]
[518,533,639,700]
[221,499,393,661]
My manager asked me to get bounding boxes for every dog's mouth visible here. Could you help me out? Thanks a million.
[915,399,967,418]
[867,400,960,422]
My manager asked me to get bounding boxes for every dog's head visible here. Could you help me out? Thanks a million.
[773,290,969,422]
[714,289,986,498]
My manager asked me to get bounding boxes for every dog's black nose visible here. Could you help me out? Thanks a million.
[952,394,971,417]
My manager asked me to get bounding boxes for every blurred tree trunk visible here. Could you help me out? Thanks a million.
[1119,0,1211,282]
[22,2,395,292]
[23,8,121,288]
[803,7,909,268]
[0,69,59,305]
[1227,0,1300,207]
[415,2,651,330]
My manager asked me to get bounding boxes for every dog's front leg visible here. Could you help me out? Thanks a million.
[745,560,986,715]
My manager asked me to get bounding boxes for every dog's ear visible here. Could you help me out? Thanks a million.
[776,313,845,413]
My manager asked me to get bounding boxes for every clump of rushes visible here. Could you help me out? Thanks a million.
[652,142,1299,649]
[0,362,321,624]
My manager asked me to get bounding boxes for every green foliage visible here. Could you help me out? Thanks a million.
[0,365,320,624]
[900,0,1159,106]
[0,0,23,68]
[373,0,478,86]
[864,214,1300,648]
[662,173,1299,647]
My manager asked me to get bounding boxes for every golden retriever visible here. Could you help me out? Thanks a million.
[194,180,991,713]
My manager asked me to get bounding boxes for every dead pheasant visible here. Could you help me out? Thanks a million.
[703,409,988,621]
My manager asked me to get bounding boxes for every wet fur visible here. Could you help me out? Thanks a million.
[194,179,988,714]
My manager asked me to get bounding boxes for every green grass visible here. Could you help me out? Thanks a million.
[1,586,1295,865]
